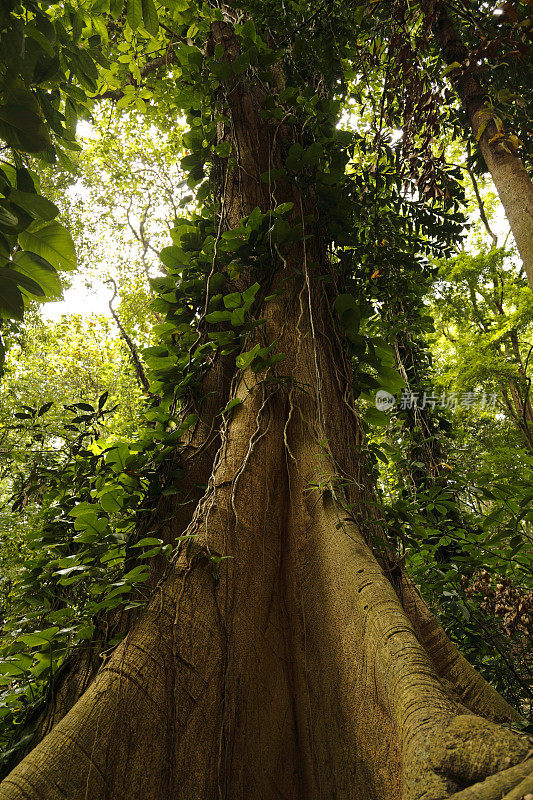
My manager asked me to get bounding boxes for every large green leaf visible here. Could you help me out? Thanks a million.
[64,98,78,133]
[12,251,62,298]
[334,292,360,332]
[0,275,24,319]
[142,0,159,35]
[0,664,25,677]
[73,512,108,536]
[159,245,185,271]
[9,189,59,220]
[127,0,142,30]
[0,104,50,153]
[375,364,405,393]
[99,492,123,513]
[68,48,98,91]
[4,268,45,297]
[0,202,19,230]
[18,220,76,271]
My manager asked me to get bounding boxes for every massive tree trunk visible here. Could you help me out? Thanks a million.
[0,20,531,800]
[422,1,533,293]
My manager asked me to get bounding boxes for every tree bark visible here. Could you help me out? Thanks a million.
[0,20,531,800]
[424,1,533,293]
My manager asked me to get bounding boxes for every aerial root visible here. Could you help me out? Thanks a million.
[445,757,533,800]
[404,715,531,800]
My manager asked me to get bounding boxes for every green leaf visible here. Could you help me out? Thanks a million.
[364,407,391,427]
[236,343,261,370]
[223,291,242,309]
[105,441,131,470]
[38,627,61,641]
[69,502,96,517]
[4,654,32,671]
[121,565,150,583]
[5,268,46,297]
[127,0,142,30]
[274,202,294,215]
[110,0,123,18]
[232,52,250,74]
[223,398,242,414]
[17,630,57,648]
[99,491,124,513]
[180,413,198,431]
[25,24,55,57]
[334,293,356,317]
[242,282,260,306]
[64,98,78,133]
[231,307,245,326]
[241,19,257,41]
[73,402,94,412]
[0,274,24,319]
[73,512,108,536]
[205,310,232,323]
[304,142,323,165]
[215,141,231,158]
[133,537,164,547]
[68,48,99,90]
[475,117,490,142]
[211,61,232,81]
[159,246,185,271]
[18,221,76,271]
[0,104,50,152]
[285,143,304,171]
[334,293,360,331]
[57,566,87,580]
[376,365,405,393]
[0,663,26,677]
[9,189,59,220]
[72,531,98,543]
[142,0,159,35]
[0,203,19,229]
[77,625,95,640]
[442,61,462,76]
[16,167,36,193]
[271,218,290,243]
[137,546,164,558]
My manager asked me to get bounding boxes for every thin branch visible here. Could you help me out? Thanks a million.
[467,144,498,247]
[105,278,151,394]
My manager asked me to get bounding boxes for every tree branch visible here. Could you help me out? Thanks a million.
[105,278,151,393]
[467,143,498,248]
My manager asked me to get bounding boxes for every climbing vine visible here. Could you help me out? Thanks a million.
[1,0,532,769]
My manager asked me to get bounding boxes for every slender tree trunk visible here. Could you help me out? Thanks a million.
[423,1,533,293]
[1,20,531,800]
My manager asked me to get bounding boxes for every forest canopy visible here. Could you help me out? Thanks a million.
[0,0,532,798]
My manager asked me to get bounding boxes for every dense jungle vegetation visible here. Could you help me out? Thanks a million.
[0,0,532,798]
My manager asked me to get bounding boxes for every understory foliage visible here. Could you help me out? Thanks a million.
[0,0,532,782]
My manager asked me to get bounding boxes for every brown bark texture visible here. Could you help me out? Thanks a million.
[0,20,531,800]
